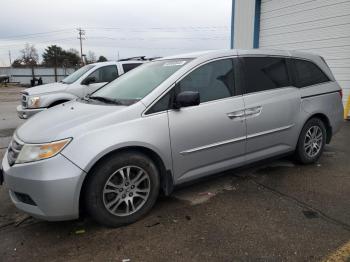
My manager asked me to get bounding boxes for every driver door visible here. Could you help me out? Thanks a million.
[167,58,246,183]
[83,65,119,96]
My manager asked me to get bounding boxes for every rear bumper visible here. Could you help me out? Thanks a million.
[16,105,45,119]
[1,151,86,221]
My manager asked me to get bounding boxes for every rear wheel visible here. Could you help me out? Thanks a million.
[295,118,326,164]
[84,152,160,227]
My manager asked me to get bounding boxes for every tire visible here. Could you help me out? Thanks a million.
[295,118,327,164]
[84,151,160,227]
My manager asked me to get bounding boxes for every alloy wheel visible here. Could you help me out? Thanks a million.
[303,125,323,158]
[102,166,151,217]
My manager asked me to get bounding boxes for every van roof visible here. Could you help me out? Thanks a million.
[159,49,322,61]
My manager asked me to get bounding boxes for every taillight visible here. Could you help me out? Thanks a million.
[339,89,343,99]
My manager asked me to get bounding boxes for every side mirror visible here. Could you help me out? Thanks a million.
[82,76,96,85]
[174,91,200,109]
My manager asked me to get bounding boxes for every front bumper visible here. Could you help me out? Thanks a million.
[1,151,86,221]
[16,105,45,119]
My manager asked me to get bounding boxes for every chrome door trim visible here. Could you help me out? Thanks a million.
[180,124,294,155]
[247,124,295,139]
[180,135,246,155]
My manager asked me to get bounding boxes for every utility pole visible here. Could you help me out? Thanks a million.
[77,28,85,65]
[230,0,235,49]
[8,50,12,65]
[8,50,12,82]
[54,48,58,82]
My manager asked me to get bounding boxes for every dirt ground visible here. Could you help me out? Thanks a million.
[0,86,349,262]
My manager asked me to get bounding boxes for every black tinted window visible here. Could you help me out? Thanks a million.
[294,59,329,87]
[177,59,234,103]
[122,63,142,73]
[88,65,118,83]
[243,57,290,94]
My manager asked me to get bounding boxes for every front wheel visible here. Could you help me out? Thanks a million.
[84,152,160,227]
[295,118,327,164]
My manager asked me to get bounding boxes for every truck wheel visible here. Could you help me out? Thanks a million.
[295,118,326,164]
[84,152,160,227]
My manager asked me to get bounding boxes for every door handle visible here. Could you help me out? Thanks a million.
[227,110,245,119]
[245,106,262,117]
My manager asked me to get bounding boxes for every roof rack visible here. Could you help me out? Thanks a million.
[118,56,146,61]
[118,56,162,62]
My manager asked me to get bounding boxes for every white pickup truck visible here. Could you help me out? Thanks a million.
[17,58,147,119]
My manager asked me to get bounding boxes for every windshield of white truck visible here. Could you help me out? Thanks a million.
[91,59,190,102]
[61,64,95,84]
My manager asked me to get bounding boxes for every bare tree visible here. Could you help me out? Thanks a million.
[20,43,39,66]
[86,51,96,64]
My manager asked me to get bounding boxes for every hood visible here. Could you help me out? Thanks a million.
[24,82,68,96]
[16,100,140,143]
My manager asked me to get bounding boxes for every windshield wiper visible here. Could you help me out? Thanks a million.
[89,96,122,105]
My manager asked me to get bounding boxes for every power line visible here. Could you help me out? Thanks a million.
[0,26,228,41]
[0,37,78,49]
[86,26,228,31]
[0,29,73,40]
[0,35,228,50]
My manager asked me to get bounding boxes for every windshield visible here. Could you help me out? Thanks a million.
[62,65,95,84]
[91,59,190,101]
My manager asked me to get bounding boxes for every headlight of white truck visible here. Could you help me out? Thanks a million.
[16,138,72,164]
[27,96,41,108]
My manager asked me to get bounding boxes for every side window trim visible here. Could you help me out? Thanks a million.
[144,57,242,116]
[286,58,297,87]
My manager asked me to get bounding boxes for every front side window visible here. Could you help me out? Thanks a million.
[146,92,171,114]
[243,57,290,94]
[177,59,235,103]
[293,59,330,88]
[92,59,190,101]
[61,65,95,84]
[87,65,118,83]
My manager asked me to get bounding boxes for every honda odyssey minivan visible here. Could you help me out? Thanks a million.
[1,49,344,227]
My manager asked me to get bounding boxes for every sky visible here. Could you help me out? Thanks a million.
[0,0,232,66]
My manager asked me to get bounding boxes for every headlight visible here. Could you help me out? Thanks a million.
[16,138,72,164]
[27,96,41,108]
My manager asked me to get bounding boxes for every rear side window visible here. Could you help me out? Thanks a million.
[122,63,142,73]
[242,57,290,94]
[293,59,330,88]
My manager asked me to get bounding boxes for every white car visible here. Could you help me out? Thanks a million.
[17,58,148,119]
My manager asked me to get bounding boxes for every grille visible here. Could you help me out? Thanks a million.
[7,137,23,166]
[21,93,28,108]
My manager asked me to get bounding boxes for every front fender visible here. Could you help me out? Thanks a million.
[60,112,173,180]
[39,92,79,107]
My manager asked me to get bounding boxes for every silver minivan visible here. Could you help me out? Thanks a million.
[1,49,344,227]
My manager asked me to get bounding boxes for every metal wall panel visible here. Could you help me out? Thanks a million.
[259,0,350,117]
[0,67,75,85]
[233,0,256,48]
